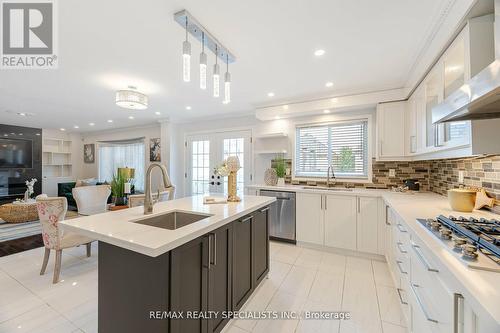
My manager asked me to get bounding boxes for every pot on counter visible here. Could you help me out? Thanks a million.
[447,188,477,212]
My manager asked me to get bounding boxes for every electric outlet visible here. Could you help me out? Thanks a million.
[389,169,396,178]
[458,170,464,184]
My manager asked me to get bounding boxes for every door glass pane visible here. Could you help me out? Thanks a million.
[191,140,210,194]
[223,138,245,196]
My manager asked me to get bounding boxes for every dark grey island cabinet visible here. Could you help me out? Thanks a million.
[98,205,270,333]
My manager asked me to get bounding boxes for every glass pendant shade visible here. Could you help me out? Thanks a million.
[224,71,231,104]
[213,63,220,97]
[200,52,207,90]
[182,40,191,82]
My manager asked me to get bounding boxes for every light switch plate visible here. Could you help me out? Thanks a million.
[458,170,464,183]
[389,169,396,178]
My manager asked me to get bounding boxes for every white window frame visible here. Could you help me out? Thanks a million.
[292,114,373,183]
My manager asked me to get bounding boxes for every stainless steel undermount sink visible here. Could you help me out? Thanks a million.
[302,186,354,192]
[129,211,212,230]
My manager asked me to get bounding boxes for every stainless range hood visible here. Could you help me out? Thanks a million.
[433,0,500,123]
[432,60,500,123]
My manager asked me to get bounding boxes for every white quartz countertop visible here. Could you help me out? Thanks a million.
[60,195,275,257]
[246,184,389,197]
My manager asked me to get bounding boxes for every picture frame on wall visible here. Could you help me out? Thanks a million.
[84,144,95,163]
[150,138,161,162]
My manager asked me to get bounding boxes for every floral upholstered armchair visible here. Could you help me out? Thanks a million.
[36,197,94,283]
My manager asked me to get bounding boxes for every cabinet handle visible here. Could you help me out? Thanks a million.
[320,195,323,210]
[259,207,269,213]
[357,197,360,213]
[380,141,383,156]
[397,242,407,254]
[454,293,464,333]
[410,283,438,323]
[397,288,408,305]
[276,197,290,200]
[207,235,211,270]
[385,205,391,225]
[209,232,217,266]
[411,243,439,272]
[324,196,327,210]
[396,223,407,233]
[396,260,408,274]
[241,216,253,223]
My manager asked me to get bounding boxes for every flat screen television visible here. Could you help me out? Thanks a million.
[0,138,33,168]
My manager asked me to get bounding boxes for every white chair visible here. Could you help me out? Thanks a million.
[36,197,94,283]
[128,188,175,208]
[72,184,111,215]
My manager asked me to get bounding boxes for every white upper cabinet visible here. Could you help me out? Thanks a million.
[376,101,406,160]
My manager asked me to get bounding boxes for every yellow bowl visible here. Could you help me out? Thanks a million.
[447,189,477,212]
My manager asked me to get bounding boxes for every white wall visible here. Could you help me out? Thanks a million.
[170,108,376,197]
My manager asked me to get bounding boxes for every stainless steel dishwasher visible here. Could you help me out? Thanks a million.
[259,190,296,243]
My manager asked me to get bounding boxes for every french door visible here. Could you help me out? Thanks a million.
[186,130,252,196]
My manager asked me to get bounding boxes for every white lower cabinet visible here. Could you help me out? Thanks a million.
[296,192,381,254]
[356,196,379,254]
[296,192,324,244]
[324,194,357,251]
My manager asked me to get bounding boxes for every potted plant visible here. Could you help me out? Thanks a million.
[110,172,127,206]
[274,156,286,186]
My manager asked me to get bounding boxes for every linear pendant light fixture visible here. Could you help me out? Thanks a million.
[174,10,236,103]
[200,32,207,90]
[182,18,191,82]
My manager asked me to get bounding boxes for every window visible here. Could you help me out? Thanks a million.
[98,140,145,191]
[295,120,368,179]
[191,140,210,195]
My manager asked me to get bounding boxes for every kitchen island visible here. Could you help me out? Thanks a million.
[60,195,275,333]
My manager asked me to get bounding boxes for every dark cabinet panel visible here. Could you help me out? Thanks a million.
[232,214,254,310]
[253,206,270,286]
[98,242,170,333]
[208,223,233,333]
[170,236,210,333]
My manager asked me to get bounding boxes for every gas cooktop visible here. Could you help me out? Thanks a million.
[417,215,500,272]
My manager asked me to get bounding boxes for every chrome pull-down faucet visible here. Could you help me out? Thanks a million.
[144,163,174,215]
[326,165,336,187]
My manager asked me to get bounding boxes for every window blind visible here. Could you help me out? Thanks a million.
[295,120,368,178]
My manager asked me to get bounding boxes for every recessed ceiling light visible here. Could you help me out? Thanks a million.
[274,115,281,120]
[128,116,134,120]
[185,106,192,110]
[35,133,40,136]
[314,49,325,56]
[107,119,113,123]
[18,133,23,136]
[267,92,275,97]
[155,111,161,115]
[331,97,339,103]
[73,125,79,129]
[60,128,66,131]
[325,82,334,88]
[89,122,95,126]
[18,112,26,116]
[283,105,289,110]
[323,109,331,114]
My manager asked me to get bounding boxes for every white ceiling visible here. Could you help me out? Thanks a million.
[0,0,451,132]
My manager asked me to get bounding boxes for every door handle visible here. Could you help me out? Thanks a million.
[241,216,253,223]
[396,260,407,274]
[209,232,217,266]
[385,205,390,225]
[397,288,408,305]
[454,293,464,333]
[410,283,438,323]
[411,243,439,272]
[396,242,407,254]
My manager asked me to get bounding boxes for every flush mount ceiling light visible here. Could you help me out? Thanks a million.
[174,10,236,101]
[314,49,325,56]
[325,81,334,88]
[115,86,148,110]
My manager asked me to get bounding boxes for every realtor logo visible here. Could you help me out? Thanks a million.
[1,0,58,68]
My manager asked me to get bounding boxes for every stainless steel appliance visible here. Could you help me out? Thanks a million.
[417,215,500,272]
[260,190,296,243]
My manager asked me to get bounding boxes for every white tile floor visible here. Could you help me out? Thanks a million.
[0,241,408,333]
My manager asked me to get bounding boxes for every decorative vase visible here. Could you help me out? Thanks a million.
[277,178,285,186]
[114,196,128,206]
[24,190,30,202]
[264,168,278,186]
[227,171,241,202]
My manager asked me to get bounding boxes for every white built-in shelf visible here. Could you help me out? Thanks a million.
[254,132,288,139]
[42,137,73,178]
[255,150,288,154]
